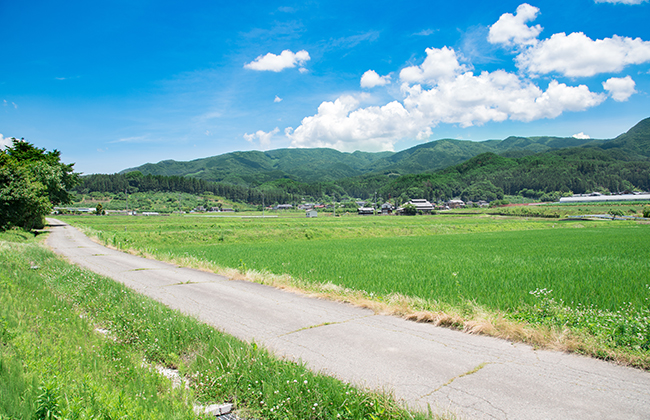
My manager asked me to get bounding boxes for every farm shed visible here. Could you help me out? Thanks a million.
[306,209,317,218]
[406,199,435,214]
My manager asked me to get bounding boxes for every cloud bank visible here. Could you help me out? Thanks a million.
[286,46,605,152]
[275,4,648,152]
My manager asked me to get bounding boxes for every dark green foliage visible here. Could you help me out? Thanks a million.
[0,156,51,230]
[379,149,650,203]
[0,139,79,230]
[402,203,417,215]
[608,209,625,217]
[600,117,650,159]
[34,383,62,420]
[94,203,104,215]
[460,180,504,202]
[74,173,295,205]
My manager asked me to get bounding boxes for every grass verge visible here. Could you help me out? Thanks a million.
[0,229,441,419]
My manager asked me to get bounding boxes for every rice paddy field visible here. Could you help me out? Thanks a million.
[60,212,650,366]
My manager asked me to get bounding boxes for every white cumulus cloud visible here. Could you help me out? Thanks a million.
[274,95,283,103]
[403,70,604,126]
[360,70,391,88]
[244,50,310,72]
[573,132,591,139]
[286,47,605,152]
[603,75,637,101]
[244,127,279,149]
[517,33,650,77]
[399,46,468,84]
[488,3,542,47]
[286,95,421,152]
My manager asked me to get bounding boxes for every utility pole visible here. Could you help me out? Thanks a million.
[125,189,128,214]
[262,193,265,217]
[178,192,181,215]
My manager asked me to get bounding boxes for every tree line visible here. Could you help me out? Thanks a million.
[74,172,297,205]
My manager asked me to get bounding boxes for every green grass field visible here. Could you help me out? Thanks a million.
[61,213,650,366]
[63,214,649,310]
[0,230,435,420]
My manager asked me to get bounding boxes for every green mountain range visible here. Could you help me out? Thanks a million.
[123,119,650,186]
[78,118,650,204]
[116,118,650,198]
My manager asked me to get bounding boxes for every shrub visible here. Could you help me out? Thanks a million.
[402,203,417,215]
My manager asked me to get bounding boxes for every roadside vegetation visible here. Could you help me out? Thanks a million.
[62,213,650,369]
[0,229,439,420]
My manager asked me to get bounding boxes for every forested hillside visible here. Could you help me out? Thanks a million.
[121,131,605,185]
[379,148,650,203]
[76,118,650,205]
[75,172,295,204]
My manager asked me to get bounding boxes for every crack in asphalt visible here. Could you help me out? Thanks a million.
[277,314,376,338]
[447,386,509,420]
[418,362,490,400]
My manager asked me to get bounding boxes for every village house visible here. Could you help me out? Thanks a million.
[357,207,374,215]
[381,202,394,215]
[447,199,465,209]
[274,204,293,210]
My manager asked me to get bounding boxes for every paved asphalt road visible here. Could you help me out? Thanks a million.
[45,218,650,420]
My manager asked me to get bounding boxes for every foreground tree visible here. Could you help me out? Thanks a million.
[0,138,79,230]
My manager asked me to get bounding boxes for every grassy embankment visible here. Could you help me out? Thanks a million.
[62,213,650,369]
[0,229,439,420]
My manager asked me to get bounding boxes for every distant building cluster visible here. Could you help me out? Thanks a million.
[559,192,650,203]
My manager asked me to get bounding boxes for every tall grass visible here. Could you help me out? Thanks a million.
[0,231,437,419]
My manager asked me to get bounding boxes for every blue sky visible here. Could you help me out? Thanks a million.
[2,0,649,174]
